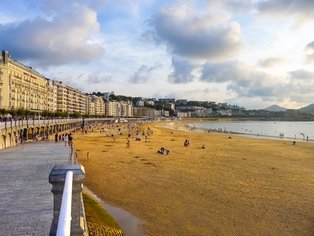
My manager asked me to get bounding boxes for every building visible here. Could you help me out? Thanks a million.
[177,111,191,118]
[0,50,49,112]
[165,103,175,111]
[86,95,105,116]
[105,100,133,117]
[145,100,155,106]
[105,101,120,117]
[47,80,57,112]
[0,50,87,114]
[120,101,133,117]
[94,96,105,115]
[133,107,154,118]
[136,100,144,107]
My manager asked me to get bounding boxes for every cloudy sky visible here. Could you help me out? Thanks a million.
[1,0,314,109]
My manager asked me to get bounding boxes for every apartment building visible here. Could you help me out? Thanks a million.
[0,50,49,112]
[121,101,133,117]
[94,96,105,115]
[0,50,87,114]
[47,80,57,112]
[86,95,105,116]
[105,100,133,117]
[67,85,86,114]
[105,101,120,117]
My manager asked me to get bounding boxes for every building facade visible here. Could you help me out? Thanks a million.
[0,50,88,114]
[0,51,49,112]
[105,100,133,117]
[86,95,105,116]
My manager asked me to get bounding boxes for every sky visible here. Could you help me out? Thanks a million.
[1,0,314,109]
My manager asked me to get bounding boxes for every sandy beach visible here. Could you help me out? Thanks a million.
[74,121,314,235]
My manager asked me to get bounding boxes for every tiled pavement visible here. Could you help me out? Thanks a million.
[0,142,70,236]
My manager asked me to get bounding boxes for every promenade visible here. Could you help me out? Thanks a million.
[0,142,70,235]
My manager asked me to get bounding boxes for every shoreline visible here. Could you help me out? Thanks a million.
[159,120,313,143]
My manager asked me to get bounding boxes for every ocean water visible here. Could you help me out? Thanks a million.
[191,121,314,140]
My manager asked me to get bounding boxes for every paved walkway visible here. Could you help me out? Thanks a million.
[0,142,70,235]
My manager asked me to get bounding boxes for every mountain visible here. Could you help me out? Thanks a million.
[264,105,288,112]
[298,104,314,114]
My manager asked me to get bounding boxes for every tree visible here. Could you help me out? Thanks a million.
[0,108,8,116]
[70,112,81,118]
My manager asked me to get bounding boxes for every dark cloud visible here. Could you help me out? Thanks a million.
[305,41,314,63]
[257,0,314,24]
[129,63,162,84]
[148,3,242,60]
[257,57,282,67]
[168,57,196,84]
[289,69,314,80]
[0,4,104,66]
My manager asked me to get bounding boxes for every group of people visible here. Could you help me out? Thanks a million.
[54,132,73,146]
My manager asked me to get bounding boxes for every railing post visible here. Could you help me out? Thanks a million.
[49,165,86,236]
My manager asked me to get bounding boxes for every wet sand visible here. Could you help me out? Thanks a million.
[74,121,314,236]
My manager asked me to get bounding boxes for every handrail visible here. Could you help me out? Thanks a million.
[56,171,73,236]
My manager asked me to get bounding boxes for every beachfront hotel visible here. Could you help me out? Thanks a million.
[0,50,51,112]
[0,50,99,115]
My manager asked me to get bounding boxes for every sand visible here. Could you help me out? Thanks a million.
[74,121,314,236]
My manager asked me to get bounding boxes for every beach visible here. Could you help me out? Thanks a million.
[74,121,314,235]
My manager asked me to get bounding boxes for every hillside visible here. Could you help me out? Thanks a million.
[298,104,314,114]
[264,105,287,112]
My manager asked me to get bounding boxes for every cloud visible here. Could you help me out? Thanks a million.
[289,69,314,80]
[168,57,197,84]
[304,41,314,63]
[129,63,162,84]
[88,73,112,84]
[257,57,282,67]
[148,2,242,61]
[0,4,104,66]
[257,0,314,24]
[40,0,107,13]
[201,61,284,98]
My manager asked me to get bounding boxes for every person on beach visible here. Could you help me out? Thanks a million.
[126,138,130,148]
[184,139,190,147]
[158,147,169,155]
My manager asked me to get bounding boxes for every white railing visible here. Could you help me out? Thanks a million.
[56,171,73,236]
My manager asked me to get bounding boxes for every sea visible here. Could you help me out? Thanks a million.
[190,121,314,141]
